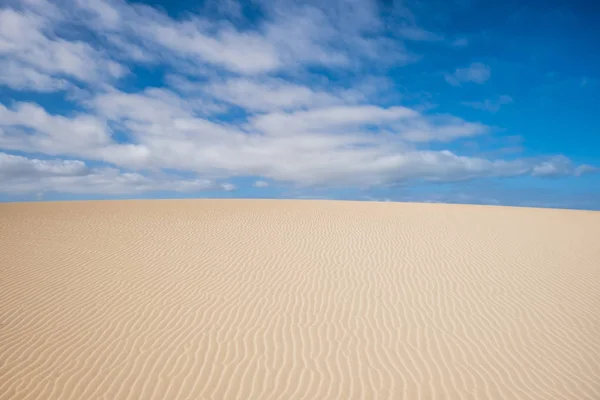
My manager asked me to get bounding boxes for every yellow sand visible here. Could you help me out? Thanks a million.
[1,200,599,399]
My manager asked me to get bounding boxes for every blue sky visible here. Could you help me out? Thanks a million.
[0,0,598,209]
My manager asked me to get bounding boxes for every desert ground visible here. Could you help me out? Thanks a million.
[1,199,599,399]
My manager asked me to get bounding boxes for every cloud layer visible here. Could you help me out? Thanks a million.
[0,0,595,197]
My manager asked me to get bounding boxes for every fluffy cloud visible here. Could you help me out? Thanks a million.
[220,183,237,192]
[0,102,111,152]
[0,152,234,194]
[445,62,491,86]
[0,60,71,92]
[0,81,592,191]
[71,0,416,74]
[205,78,344,112]
[253,180,269,188]
[531,156,597,178]
[249,105,419,135]
[0,151,89,179]
[0,0,595,199]
[0,5,125,90]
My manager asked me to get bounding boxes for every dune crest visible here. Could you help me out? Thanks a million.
[1,200,599,399]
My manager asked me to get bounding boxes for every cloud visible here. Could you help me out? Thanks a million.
[259,0,419,68]
[90,87,211,122]
[531,156,571,177]
[70,0,417,75]
[397,24,443,41]
[529,156,598,178]
[445,62,491,86]
[0,90,590,191]
[0,0,420,90]
[0,0,594,200]
[253,180,269,188]
[391,115,489,142]
[462,95,513,112]
[0,60,71,92]
[73,0,280,73]
[0,101,153,170]
[0,152,234,195]
[574,165,598,176]
[0,151,90,180]
[145,19,281,75]
[0,102,111,152]
[220,183,237,191]
[0,5,125,90]
[205,77,344,112]
[249,105,419,136]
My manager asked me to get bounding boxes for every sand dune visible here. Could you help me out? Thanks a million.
[1,200,599,399]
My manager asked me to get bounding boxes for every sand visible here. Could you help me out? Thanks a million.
[1,199,599,399]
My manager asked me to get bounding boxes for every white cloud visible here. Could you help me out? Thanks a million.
[462,95,513,112]
[531,156,597,178]
[0,0,417,86]
[391,115,489,142]
[0,0,594,199]
[91,87,208,123]
[1,91,591,191]
[74,0,284,73]
[397,24,443,41]
[250,105,419,136]
[445,62,491,86]
[0,6,125,90]
[206,77,344,112]
[71,0,416,75]
[220,183,237,191]
[0,101,153,169]
[0,152,233,195]
[259,0,417,69]
[253,180,269,188]
[0,102,111,151]
[531,156,569,177]
[0,151,89,179]
[0,60,71,92]
[73,0,122,29]
[146,21,281,74]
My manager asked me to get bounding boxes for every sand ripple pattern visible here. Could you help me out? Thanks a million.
[1,200,599,399]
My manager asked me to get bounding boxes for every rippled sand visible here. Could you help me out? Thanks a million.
[1,200,599,399]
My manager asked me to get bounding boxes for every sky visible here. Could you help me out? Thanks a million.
[0,0,599,209]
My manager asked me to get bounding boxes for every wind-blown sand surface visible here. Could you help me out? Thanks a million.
[1,200,599,400]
